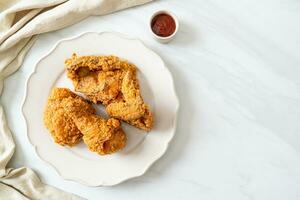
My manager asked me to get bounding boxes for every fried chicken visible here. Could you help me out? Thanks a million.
[65,53,135,105]
[62,96,126,155]
[44,88,126,155]
[44,88,94,146]
[65,53,154,131]
[106,70,153,131]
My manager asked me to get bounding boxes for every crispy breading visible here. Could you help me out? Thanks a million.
[106,70,153,131]
[65,53,135,105]
[65,53,154,131]
[62,96,126,155]
[44,88,127,155]
[43,88,95,146]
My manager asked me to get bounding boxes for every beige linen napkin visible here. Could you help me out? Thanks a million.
[0,0,152,199]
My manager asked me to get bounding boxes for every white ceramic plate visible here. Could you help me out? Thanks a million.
[22,32,179,186]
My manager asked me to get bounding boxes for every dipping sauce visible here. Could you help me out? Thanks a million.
[151,13,176,37]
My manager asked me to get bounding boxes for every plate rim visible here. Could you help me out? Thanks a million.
[21,31,180,186]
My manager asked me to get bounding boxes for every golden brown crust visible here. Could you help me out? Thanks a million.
[43,88,95,146]
[65,53,135,105]
[44,88,127,155]
[106,70,153,131]
[62,97,126,155]
[124,105,154,132]
[65,53,154,131]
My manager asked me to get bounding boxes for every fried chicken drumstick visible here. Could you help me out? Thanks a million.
[44,88,126,155]
[65,53,153,131]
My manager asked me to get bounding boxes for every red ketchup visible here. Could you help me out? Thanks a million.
[151,13,176,37]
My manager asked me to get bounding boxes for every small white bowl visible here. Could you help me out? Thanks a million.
[150,10,179,43]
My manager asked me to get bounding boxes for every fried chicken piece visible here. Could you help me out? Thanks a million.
[65,53,154,131]
[106,70,153,131]
[65,53,135,105]
[44,87,126,154]
[61,96,126,155]
[43,88,95,146]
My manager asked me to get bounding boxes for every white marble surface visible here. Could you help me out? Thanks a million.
[2,0,300,199]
